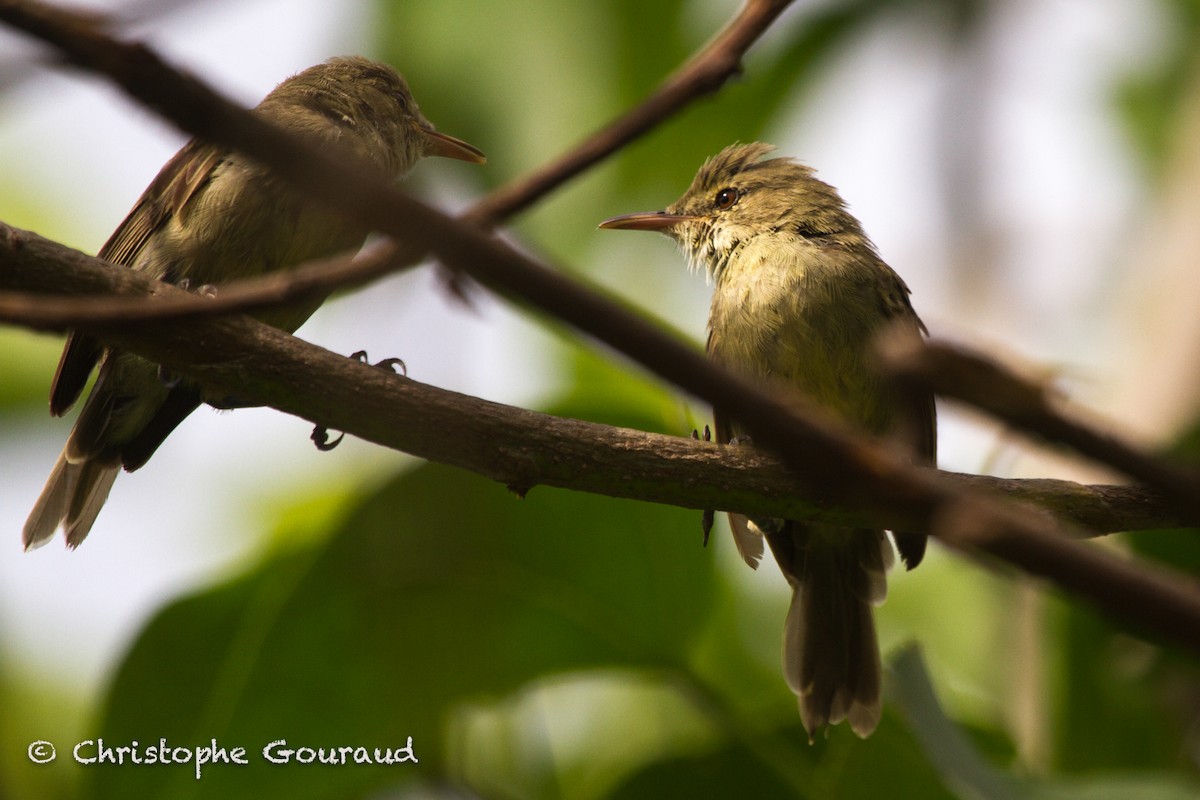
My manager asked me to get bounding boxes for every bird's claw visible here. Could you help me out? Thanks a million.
[311,350,407,451]
[311,425,345,452]
[175,278,218,298]
[349,350,407,376]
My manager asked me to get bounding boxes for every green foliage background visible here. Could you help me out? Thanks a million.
[2,1,1200,798]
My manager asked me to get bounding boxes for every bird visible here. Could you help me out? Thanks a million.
[599,142,935,739]
[24,56,485,550]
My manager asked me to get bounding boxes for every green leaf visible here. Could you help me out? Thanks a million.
[89,451,716,799]
[890,643,1025,800]
[609,705,957,800]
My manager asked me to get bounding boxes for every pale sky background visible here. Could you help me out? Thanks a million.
[0,0,1186,724]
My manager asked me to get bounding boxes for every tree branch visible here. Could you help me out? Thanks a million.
[0,220,1189,534]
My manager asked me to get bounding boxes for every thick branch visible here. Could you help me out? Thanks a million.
[0,221,1189,535]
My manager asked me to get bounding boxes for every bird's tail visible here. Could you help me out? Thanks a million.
[23,446,119,550]
[768,524,892,740]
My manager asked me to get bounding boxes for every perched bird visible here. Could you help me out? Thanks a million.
[600,143,935,739]
[24,56,485,549]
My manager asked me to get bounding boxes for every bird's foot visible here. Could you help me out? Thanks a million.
[310,350,408,451]
[175,278,219,298]
[348,349,407,375]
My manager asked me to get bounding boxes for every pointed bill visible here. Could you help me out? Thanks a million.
[424,129,487,164]
[598,211,699,231]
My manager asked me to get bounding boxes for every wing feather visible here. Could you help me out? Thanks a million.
[48,140,228,415]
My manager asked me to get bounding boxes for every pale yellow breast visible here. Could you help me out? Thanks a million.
[706,236,897,434]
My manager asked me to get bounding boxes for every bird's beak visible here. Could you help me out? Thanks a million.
[424,128,487,164]
[597,211,698,231]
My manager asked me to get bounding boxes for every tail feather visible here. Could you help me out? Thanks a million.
[64,460,120,549]
[772,525,892,741]
[23,450,76,550]
[23,447,119,550]
[726,512,765,568]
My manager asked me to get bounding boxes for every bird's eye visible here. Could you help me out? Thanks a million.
[392,91,410,113]
[714,187,739,210]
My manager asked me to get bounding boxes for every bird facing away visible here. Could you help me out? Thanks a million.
[600,142,935,740]
[24,56,486,550]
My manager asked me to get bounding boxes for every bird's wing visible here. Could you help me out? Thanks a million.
[49,140,228,416]
[876,268,937,464]
[878,267,936,568]
[120,385,203,471]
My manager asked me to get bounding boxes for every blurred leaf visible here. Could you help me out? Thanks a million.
[88,406,716,799]
[552,324,697,435]
[1050,588,1200,776]
[607,732,803,799]
[1126,527,1200,578]
[1048,408,1200,779]
[890,644,1024,800]
[608,0,907,199]
[375,0,621,188]
[1033,775,1200,800]
[0,328,64,410]
[1114,0,1200,179]
[447,670,720,799]
[610,703,957,800]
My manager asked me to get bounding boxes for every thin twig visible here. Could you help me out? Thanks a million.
[0,240,411,327]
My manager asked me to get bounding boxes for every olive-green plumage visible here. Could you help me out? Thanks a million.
[601,143,935,739]
[24,56,485,550]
